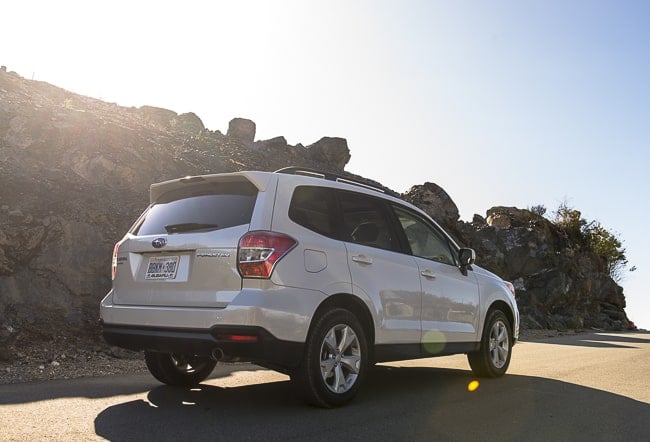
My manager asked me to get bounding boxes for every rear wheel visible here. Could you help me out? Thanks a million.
[144,351,216,387]
[293,308,367,407]
[468,309,512,377]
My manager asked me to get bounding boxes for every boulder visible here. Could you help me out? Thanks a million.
[485,206,544,229]
[403,182,460,235]
[138,106,177,128]
[255,136,288,151]
[173,112,204,135]
[306,137,351,170]
[227,118,256,145]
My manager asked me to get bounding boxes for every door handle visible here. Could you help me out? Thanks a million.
[351,254,373,265]
[420,269,436,279]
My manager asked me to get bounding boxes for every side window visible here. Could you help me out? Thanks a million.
[289,186,336,238]
[338,190,398,252]
[393,205,457,266]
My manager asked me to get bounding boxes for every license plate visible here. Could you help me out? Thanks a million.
[145,256,180,280]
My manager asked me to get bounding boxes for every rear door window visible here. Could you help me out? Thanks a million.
[338,190,399,252]
[288,185,401,253]
[134,181,257,236]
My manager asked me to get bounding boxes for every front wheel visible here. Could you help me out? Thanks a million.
[144,351,216,387]
[292,308,368,407]
[467,309,513,377]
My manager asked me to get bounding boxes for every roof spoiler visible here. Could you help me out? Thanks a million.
[149,171,272,203]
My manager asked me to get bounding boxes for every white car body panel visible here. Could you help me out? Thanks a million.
[100,169,519,372]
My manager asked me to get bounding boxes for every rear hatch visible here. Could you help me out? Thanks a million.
[112,173,268,308]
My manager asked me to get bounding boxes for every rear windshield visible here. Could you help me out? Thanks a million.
[134,181,257,236]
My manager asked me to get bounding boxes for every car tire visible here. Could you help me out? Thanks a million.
[293,308,368,407]
[144,351,216,387]
[467,309,512,378]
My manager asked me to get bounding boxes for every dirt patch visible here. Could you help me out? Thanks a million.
[0,334,146,385]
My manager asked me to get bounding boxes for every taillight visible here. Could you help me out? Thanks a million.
[111,242,120,280]
[238,231,297,278]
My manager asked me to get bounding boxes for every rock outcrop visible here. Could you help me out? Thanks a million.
[0,69,632,360]
[463,207,628,330]
[0,70,354,355]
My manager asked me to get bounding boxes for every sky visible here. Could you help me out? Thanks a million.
[3,0,649,327]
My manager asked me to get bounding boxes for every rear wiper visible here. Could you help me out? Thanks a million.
[164,223,220,233]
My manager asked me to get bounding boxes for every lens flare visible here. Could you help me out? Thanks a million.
[422,330,447,355]
[467,380,480,392]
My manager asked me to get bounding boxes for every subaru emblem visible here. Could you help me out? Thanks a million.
[152,238,167,248]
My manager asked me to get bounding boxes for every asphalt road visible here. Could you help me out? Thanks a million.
[1,332,649,441]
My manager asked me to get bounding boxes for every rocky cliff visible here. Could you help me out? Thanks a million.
[0,68,630,359]
[403,187,630,331]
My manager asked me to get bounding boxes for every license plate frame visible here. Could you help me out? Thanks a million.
[145,255,180,280]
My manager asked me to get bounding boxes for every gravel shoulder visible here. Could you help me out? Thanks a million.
[0,328,599,385]
[0,334,147,385]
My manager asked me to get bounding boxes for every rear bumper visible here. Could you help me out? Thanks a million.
[99,285,321,371]
[100,286,326,343]
[102,323,303,370]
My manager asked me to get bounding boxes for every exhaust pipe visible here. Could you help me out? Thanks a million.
[211,347,224,361]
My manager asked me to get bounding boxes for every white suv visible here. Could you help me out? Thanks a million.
[100,167,519,407]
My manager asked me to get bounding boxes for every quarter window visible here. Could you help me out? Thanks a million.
[289,186,336,237]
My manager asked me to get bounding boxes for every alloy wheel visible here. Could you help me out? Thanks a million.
[319,324,362,393]
[489,320,510,369]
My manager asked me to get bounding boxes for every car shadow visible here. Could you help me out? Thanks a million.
[94,365,649,441]
[520,331,650,349]
[0,362,256,405]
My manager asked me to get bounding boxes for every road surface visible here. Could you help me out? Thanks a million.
[1,332,649,441]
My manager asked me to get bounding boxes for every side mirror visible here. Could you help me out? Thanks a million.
[458,248,476,275]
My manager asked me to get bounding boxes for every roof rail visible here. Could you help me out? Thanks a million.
[274,167,386,193]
